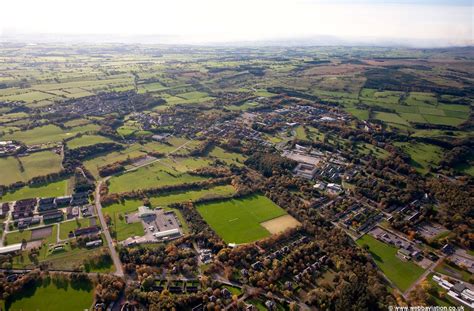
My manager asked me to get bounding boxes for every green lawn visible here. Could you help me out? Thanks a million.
[196,194,287,244]
[0,178,69,202]
[66,134,113,149]
[102,199,145,241]
[5,278,94,311]
[107,162,207,193]
[208,146,246,166]
[357,234,425,291]
[0,151,63,186]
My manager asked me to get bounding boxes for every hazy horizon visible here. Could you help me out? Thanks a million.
[1,0,473,47]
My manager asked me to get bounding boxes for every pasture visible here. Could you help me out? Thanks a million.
[0,178,69,202]
[196,194,288,244]
[107,162,207,193]
[0,151,63,186]
[394,142,444,173]
[66,134,113,149]
[1,124,99,145]
[357,234,424,291]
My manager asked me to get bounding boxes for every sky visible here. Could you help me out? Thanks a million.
[0,0,472,45]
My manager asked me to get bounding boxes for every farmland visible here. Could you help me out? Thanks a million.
[0,151,63,185]
[196,194,290,244]
[0,178,69,202]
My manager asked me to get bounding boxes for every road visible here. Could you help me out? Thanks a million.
[95,180,124,277]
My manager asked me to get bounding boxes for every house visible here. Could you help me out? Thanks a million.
[42,210,63,222]
[221,288,231,299]
[0,203,9,218]
[397,248,411,261]
[251,261,263,270]
[55,196,72,207]
[0,243,22,255]
[86,239,103,248]
[74,225,100,237]
[38,197,55,211]
[441,244,455,255]
[265,300,276,310]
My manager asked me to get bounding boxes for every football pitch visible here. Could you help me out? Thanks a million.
[196,194,288,244]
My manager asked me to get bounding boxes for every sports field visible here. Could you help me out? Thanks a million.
[196,194,289,244]
[357,234,424,291]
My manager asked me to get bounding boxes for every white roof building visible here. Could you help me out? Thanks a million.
[138,206,155,218]
[0,243,22,255]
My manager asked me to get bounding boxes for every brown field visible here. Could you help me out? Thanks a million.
[260,214,301,234]
[31,226,53,240]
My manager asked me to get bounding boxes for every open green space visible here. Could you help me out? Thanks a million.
[1,124,99,145]
[5,277,94,311]
[149,185,236,207]
[102,199,144,241]
[357,234,424,291]
[394,142,444,174]
[196,194,287,244]
[0,151,63,186]
[107,162,207,194]
[0,178,69,202]
[66,134,113,149]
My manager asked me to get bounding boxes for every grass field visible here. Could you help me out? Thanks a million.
[5,278,94,311]
[1,124,99,145]
[83,144,148,178]
[107,162,207,193]
[357,234,424,291]
[196,194,287,244]
[66,134,113,149]
[102,199,144,241]
[148,185,236,207]
[394,142,444,173]
[0,178,69,202]
[0,151,63,186]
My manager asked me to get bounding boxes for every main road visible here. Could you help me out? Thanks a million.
[95,179,124,277]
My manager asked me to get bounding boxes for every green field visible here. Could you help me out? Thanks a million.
[0,151,63,186]
[0,178,69,202]
[357,234,424,291]
[1,124,99,145]
[394,142,444,173]
[5,278,94,311]
[196,194,287,244]
[102,199,144,241]
[107,162,207,193]
[66,134,113,149]
[82,144,148,178]
[149,185,236,207]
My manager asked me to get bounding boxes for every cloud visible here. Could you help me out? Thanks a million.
[0,0,472,45]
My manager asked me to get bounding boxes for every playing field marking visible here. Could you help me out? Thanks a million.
[228,218,239,222]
